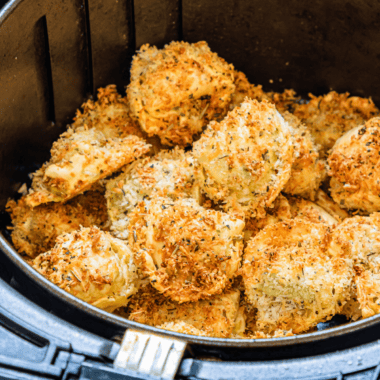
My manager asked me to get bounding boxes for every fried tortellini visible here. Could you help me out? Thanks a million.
[282,112,327,199]
[128,197,244,303]
[127,41,235,146]
[193,99,293,218]
[105,148,202,239]
[329,214,380,319]
[6,190,108,258]
[242,220,353,334]
[25,127,150,207]
[243,194,339,243]
[9,40,380,340]
[32,227,139,312]
[328,117,380,213]
[293,91,379,154]
[127,283,242,338]
[72,84,145,139]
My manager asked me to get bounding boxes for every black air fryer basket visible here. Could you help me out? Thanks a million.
[2,0,380,379]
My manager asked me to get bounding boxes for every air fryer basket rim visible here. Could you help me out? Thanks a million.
[2,0,380,348]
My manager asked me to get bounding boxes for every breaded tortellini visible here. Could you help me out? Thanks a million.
[25,127,150,207]
[243,194,338,242]
[72,84,145,139]
[340,287,362,322]
[105,148,202,239]
[6,190,108,258]
[127,283,242,338]
[329,214,380,320]
[242,220,353,334]
[72,84,163,155]
[193,99,293,218]
[328,117,380,213]
[293,91,379,154]
[157,322,208,336]
[282,112,326,199]
[129,197,244,303]
[127,41,235,146]
[288,197,338,226]
[314,189,350,221]
[243,194,292,242]
[230,71,300,114]
[32,226,139,312]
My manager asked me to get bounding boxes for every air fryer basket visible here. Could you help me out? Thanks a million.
[2,0,380,356]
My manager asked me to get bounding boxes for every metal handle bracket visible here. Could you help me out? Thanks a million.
[114,329,187,379]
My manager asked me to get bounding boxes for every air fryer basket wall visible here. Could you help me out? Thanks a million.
[2,0,380,355]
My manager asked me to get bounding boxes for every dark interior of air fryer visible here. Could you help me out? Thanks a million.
[2,0,380,362]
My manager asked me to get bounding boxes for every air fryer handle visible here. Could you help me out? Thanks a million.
[0,277,162,380]
[114,329,187,379]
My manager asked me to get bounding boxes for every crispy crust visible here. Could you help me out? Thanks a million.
[314,189,350,221]
[230,71,300,114]
[242,220,353,334]
[72,85,145,139]
[25,127,150,207]
[6,190,109,258]
[288,196,338,225]
[127,283,241,338]
[328,117,380,213]
[73,84,163,155]
[340,285,362,321]
[230,71,267,109]
[329,214,380,319]
[193,99,294,218]
[128,197,244,303]
[293,91,379,154]
[127,41,235,146]
[244,194,338,243]
[282,112,327,199]
[157,322,208,336]
[249,329,294,339]
[32,226,139,312]
[105,147,202,239]
[243,194,292,242]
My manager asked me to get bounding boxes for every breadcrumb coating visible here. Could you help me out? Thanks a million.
[250,329,294,339]
[72,84,145,139]
[328,117,380,213]
[242,220,353,334]
[72,84,163,155]
[288,197,338,226]
[329,214,380,319]
[129,197,244,302]
[193,99,293,218]
[25,127,150,207]
[230,71,300,114]
[230,71,267,109]
[157,322,208,336]
[6,190,109,258]
[293,91,379,154]
[243,194,338,242]
[243,194,292,242]
[340,286,362,321]
[105,148,202,239]
[32,226,139,312]
[127,283,241,337]
[314,189,350,221]
[127,41,235,146]
[282,112,326,199]
[231,76,326,199]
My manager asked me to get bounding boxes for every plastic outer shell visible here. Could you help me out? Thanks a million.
[3,0,380,378]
